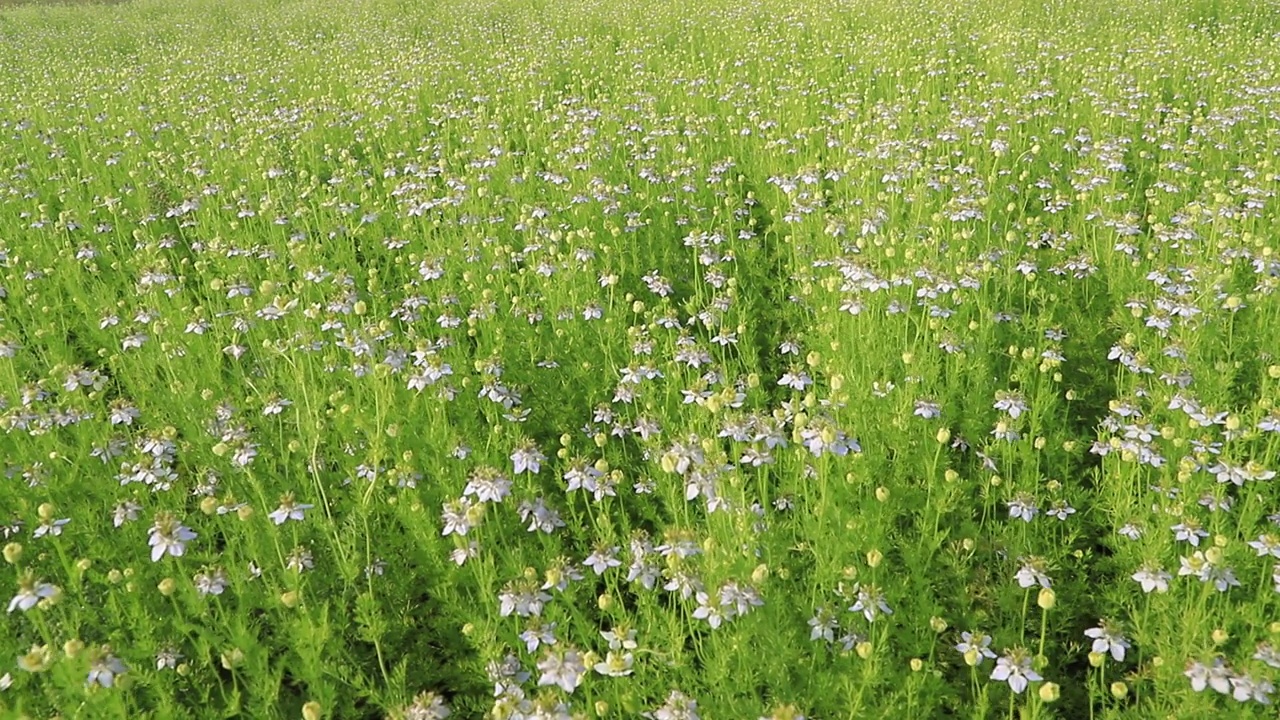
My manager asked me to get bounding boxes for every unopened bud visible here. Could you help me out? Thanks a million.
[1039,682,1060,702]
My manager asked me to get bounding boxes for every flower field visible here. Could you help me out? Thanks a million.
[2,0,1280,717]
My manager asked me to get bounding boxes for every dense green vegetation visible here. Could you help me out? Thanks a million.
[2,0,1280,717]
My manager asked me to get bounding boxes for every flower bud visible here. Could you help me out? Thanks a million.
[1037,588,1056,610]
[598,593,614,611]
[930,616,948,633]
[964,648,980,667]
[866,549,883,568]
[158,578,176,596]
[1088,651,1106,667]
[875,487,889,502]
[1039,682,1060,702]
[910,658,924,672]
[220,648,245,670]
[936,427,951,444]
[281,590,300,608]
[751,564,769,584]
[1110,681,1128,699]
[3,543,22,564]
[302,701,323,720]
[63,639,84,658]
[594,701,610,716]
[856,642,873,659]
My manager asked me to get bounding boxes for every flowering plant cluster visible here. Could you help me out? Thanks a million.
[2,0,1280,717]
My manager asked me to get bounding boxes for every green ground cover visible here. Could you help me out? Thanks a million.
[2,0,1280,717]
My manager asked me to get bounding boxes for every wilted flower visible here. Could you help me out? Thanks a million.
[17,644,53,673]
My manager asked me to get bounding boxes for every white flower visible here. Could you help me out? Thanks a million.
[1084,621,1130,662]
[1014,557,1052,588]
[1007,494,1038,522]
[112,501,141,528]
[155,646,183,671]
[808,607,838,642]
[519,622,557,654]
[441,498,474,537]
[86,651,127,688]
[511,441,546,475]
[1186,658,1234,694]
[991,648,1041,694]
[593,650,634,677]
[848,583,892,622]
[450,541,480,566]
[464,467,511,504]
[648,690,700,720]
[583,546,621,575]
[268,493,315,525]
[194,567,229,596]
[1231,673,1274,704]
[601,626,638,651]
[536,647,585,694]
[32,518,70,539]
[7,573,58,613]
[148,513,196,562]
[693,592,724,629]
[955,631,998,664]
[993,390,1028,419]
[404,691,452,720]
[1131,565,1171,593]
[1249,534,1280,559]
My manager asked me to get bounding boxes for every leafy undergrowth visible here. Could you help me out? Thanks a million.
[2,0,1280,718]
